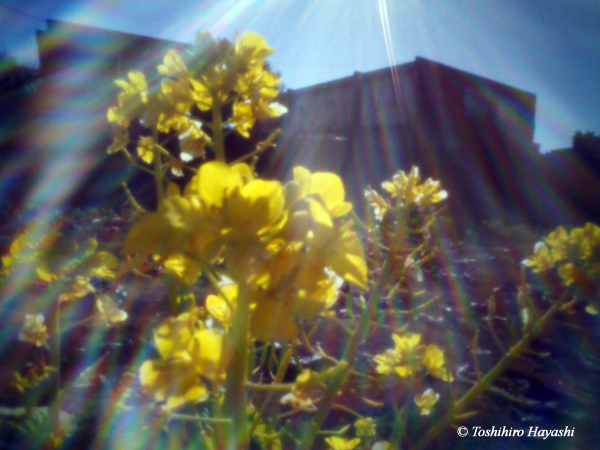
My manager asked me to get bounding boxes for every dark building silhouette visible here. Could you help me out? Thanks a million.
[268,58,543,225]
[0,58,40,216]
[540,131,600,226]
[3,20,599,229]
[30,20,190,210]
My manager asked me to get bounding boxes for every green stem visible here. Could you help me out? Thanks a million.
[154,143,198,173]
[332,403,364,419]
[249,343,296,437]
[229,129,281,165]
[246,382,293,391]
[121,182,145,214]
[169,413,231,424]
[49,299,61,438]
[223,283,250,450]
[415,292,569,450]
[298,259,390,450]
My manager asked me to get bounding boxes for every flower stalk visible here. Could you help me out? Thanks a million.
[223,283,251,450]
[415,291,570,450]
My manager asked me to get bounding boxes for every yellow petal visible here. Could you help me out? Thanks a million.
[309,172,351,217]
[189,328,225,382]
[153,312,198,360]
[186,161,243,208]
[423,344,453,382]
[326,222,368,289]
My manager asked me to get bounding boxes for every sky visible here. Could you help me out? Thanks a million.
[1,0,599,153]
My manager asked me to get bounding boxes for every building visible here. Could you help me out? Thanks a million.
[540,132,600,225]
[22,20,188,210]
[270,58,543,224]
[5,21,572,227]
[0,58,39,215]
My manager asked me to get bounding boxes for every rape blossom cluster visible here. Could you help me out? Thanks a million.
[524,223,600,313]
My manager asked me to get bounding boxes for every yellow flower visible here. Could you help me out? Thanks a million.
[86,248,119,279]
[139,357,208,411]
[121,194,208,275]
[187,162,286,245]
[543,226,570,261]
[123,162,288,281]
[54,240,118,303]
[354,417,376,438]
[158,49,187,76]
[422,344,453,382]
[157,49,196,117]
[139,309,225,410]
[290,167,352,217]
[1,231,29,274]
[107,71,148,127]
[373,333,421,376]
[185,161,245,208]
[206,284,237,330]
[230,101,255,138]
[207,273,339,341]
[222,178,286,243]
[188,328,226,382]
[364,187,389,221]
[572,223,600,261]
[523,242,555,273]
[415,388,440,415]
[524,223,600,304]
[1,222,61,276]
[178,120,211,161]
[372,333,453,382]
[276,168,366,290]
[325,437,361,450]
[136,136,155,164]
[107,123,129,154]
[280,370,319,411]
[382,167,447,207]
[231,66,285,137]
[19,314,48,347]
[320,219,368,290]
[233,32,274,72]
[279,207,367,291]
[189,77,213,111]
[3,226,117,305]
[96,294,127,326]
[153,309,203,360]
[293,274,342,319]
[58,275,95,303]
[373,348,399,375]
[391,333,423,377]
[206,276,336,342]
[10,362,55,393]
[161,254,203,286]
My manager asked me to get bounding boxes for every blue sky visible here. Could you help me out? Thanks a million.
[1,0,599,153]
